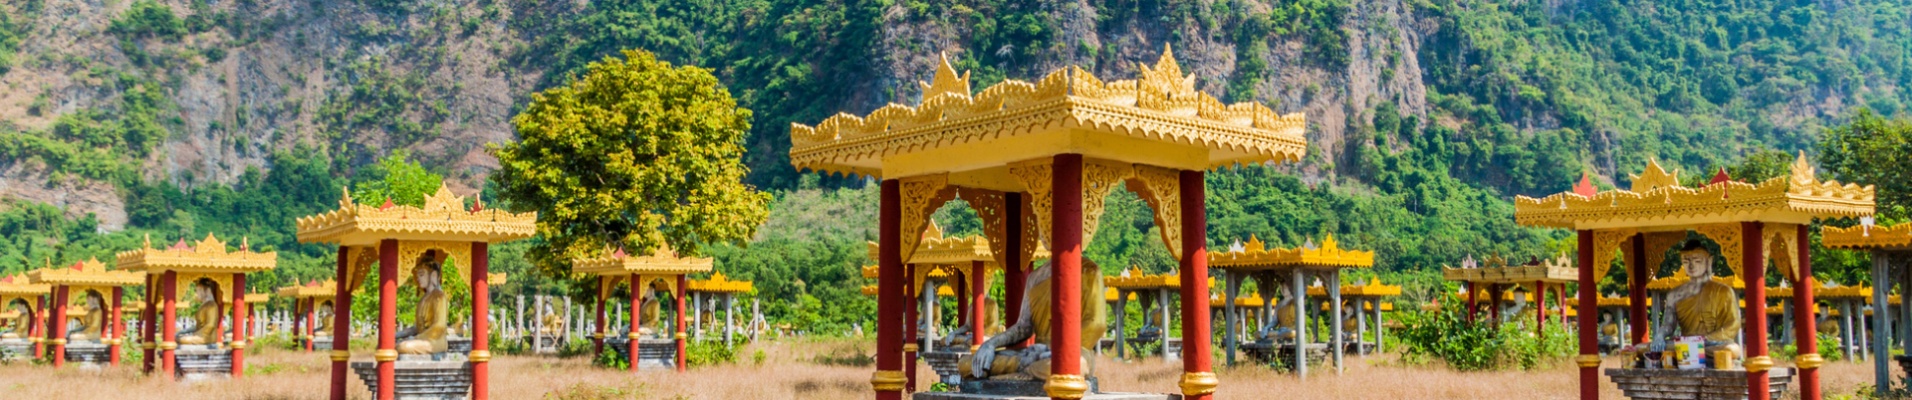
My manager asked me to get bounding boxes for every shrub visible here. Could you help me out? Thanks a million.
[109,0,187,41]
[1394,293,1572,371]
[686,340,737,366]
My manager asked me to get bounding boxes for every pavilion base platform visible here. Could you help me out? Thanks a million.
[1605,368,1794,400]
[312,337,332,351]
[606,338,678,370]
[921,350,971,385]
[1240,342,1328,369]
[448,338,472,354]
[954,378,1101,397]
[524,334,563,354]
[65,342,110,368]
[175,346,233,381]
[915,392,1176,400]
[0,338,29,361]
[350,359,473,400]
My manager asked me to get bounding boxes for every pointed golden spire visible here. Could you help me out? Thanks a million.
[918,52,970,100]
[1789,150,1817,185]
[1630,158,1681,192]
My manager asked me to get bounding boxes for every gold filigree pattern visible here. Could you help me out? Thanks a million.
[1691,223,1746,278]
[1126,165,1184,260]
[897,174,955,263]
[395,241,474,287]
[1008,161,1055,245]
[1765,223,1801,282]
[1080,160,1134,245]
[296,184,537,246]
[1630,159,1681,192]
[1018,194,1043,271]
[918,53,970,101]
[961,189,1012,268]
[687,272,754,294]
[1642,232,1687,277]
[1592,229,1638,284]
[1210,234,1376,271]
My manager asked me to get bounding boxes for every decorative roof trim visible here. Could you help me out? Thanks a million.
[117,233,277,274]
[1823,223,1912,249]
[688,272,754,293]
[1514,154,1873,229]
[572,243,714,276]
[1209,234,1376,270]
[789,46,1306,176]
[296,185,537,245]
[28,258,145,287]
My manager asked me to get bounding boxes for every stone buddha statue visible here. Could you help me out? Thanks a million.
[539,299,565,337]
[1257,284,1297,344]
[1652,242,1742,358]
[397,263,449,355]
[636,288,661,337]
[960,260,1107,381]
[179,281,224,346]
[313,302,333,338]
[66,292,106,343]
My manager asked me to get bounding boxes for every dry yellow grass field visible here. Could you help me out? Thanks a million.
[0,339,1887,399]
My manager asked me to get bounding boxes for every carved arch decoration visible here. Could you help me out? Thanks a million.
[1125,165,1184,261]
[1006,158,1145,261]
[959,188,1012,268]
[1007,161,1055,246]
[898,174,957,264]
[1641,232,1688,278]
[1690,223,1746,278]
[1592,229,1638,283]
[1764,223,1801,282]
[632,275,679,298]
[396,241,474,287]
[910,264,963,298]
[346,246,381,291]
[173,273,234,305]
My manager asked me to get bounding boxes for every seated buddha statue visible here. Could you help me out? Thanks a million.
[397,264,449,355]
[539,300,565,338]
[1600,313,1622,343]
[66,292,106,343]
[960,260,1107,381]
[1651,242,1742,359]
[1256,285,1297,344]
[313,304,333,338]
[178,281,225,346]
[636,290,661,337]
[0,302,26,339]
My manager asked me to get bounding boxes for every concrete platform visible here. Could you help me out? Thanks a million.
[914,392,1178,400]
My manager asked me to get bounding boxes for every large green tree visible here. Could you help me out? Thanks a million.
[1820,109,1912,223]
[491,49,771,276]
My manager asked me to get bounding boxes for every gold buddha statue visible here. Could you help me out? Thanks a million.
[1652,242,1742,358]
[179,281,225,345]
[539,299,565,337]
[1,302,26,339]
[66,292,106,342]
[397,263,449,355]
[960,260,1107,381]
[313,302,333,338]
[634,288,661,337]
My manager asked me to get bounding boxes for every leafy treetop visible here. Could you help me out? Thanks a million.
[491,48,771,277]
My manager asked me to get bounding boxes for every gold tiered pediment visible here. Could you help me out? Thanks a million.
[29,258,144,287]
[1823,223,1912,249]
[688,272,754,294]
[789,45,1307,179]
[296,185,537,246]
[1208,234,1377,270]
[572,243,714,276]
[1515,152,1873,229]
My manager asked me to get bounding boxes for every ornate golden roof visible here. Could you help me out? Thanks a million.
[1823,223,1912,250]
[1442,254,1577,284]
[1305,278,1403,297]
[1816,284,1872,299]
[1209,234,1376,271]
[488,272,508,285]
[864,223,1049,266]
[1104,268,1180,290]
[245,293,270,303]
[688,272,754,294]
[277,280,338,299]
[572,243,713,276]
[789,47,1307,180]
[1206,293,1266,308]
[1597,296,1630,307]
[1514,155,1873,230]
[0,273,49,295]
[117,233,277,275]
[296,185,537,246]
[28,258,144,287]
[1644,275,1746,291]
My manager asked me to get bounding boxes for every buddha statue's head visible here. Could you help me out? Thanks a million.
[194,280,217,304]
[1680,242,1714,280]
[415,263,442,292]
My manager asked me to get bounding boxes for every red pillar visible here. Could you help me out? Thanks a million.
[51,285,66,368]
[163,271,179,381]
[1576,230,1598,400]
[141,287,156,373]
[594,276,606,356]
[675,275,687,373]
[1743,222,1771,400]
[874,179,905,400]
[470,241,491,400]
[110,286,123,366]
[903,264,919,393]
[1489,284,1503,323]
[302,300,314,352]
[1047,153,1086,399]
[1629,234,1649,344]
[955,273,969,329]
[629,274,642,374]
[1004,192,1029,349]
[377,239,399,400]
[232,273,247,378]
[970,260,987,349]
[1536,280,1546,335]
[1177,169,1217,400]
[1795,224,1821,400]
[330,247,353,400]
